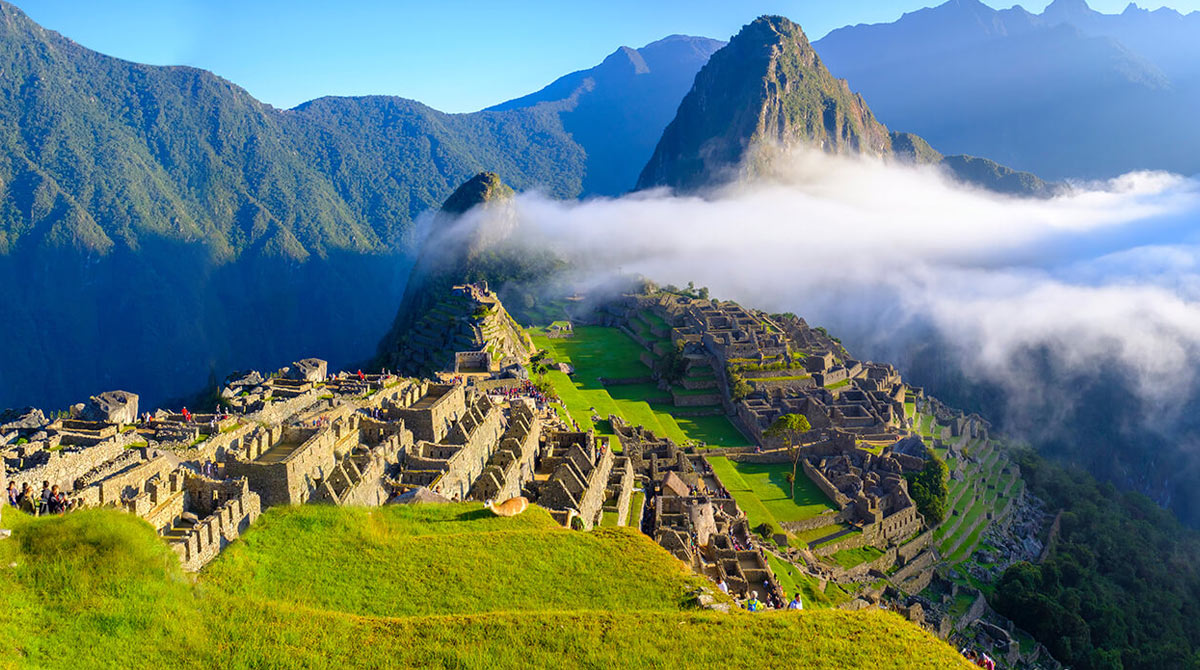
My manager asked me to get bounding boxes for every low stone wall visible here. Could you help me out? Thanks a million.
[780,509,849,534]
[671,391,722,407]
[171,488,262,572]
[577,447,615,530]
[802,459,851,508]
[246,390,324,427]
[896,529,933,564]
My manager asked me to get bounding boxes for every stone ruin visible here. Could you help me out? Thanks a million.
[525,430,620,530]
[0,351,570,570]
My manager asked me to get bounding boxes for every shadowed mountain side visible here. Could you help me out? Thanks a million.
[637,15,1053,196]
[0,242,411,411]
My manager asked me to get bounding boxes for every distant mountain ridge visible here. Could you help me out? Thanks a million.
[489,35,725,196]
[814,0,1200,179]
[637,15,1053,196]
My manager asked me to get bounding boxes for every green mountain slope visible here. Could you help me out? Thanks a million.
[637,15,1053,196]
[0,504,973,669]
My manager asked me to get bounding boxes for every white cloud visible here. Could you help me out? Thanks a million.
[497,147,1200,414]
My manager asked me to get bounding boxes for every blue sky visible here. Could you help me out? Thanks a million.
[13,0,1200,112]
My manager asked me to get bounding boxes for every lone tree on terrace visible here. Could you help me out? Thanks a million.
[765,413,812,498]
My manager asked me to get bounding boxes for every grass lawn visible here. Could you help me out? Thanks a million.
[708,456,838,539]
[765,553,850,609]
[532,327,748,448]
[829,545,886,570]
[0,505,972,669]
[629,491,645,527]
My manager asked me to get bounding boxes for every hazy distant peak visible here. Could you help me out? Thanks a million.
[1042,0,1100,23]
[594,46,650,75]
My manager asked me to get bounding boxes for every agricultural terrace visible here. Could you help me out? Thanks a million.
[529,326,748,449]
[0,505,974,669]
[707,456,839,547]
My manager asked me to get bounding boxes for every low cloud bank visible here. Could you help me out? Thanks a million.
[497,149,1200,438]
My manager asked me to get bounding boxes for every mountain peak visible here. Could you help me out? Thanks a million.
[440,172,514,215]
[1043,0,1098,21]
[635,15,892,191]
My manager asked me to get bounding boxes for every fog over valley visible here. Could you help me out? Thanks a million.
[476,148,1200,520]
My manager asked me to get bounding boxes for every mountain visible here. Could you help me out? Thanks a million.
[379,172,558,375]
[814,0,1200,179]
[489,35,725,196]
[0,1,715,411]
[636,15,1052,196]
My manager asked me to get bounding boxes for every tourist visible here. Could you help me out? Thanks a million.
[6,482,17,507]
[980,653,995,670]
[18,483,33,512]
[746,593,762,612]
[38,481,51,515]
[717,578,729,594]
[788,593,803,610]
[48,485,65,514]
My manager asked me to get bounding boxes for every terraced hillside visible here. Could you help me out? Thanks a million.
[0,504,972,669]
[906,403,1024,577]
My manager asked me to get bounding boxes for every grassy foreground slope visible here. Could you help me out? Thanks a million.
[0,505,971,669]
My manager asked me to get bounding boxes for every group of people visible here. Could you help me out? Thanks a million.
[493,379,553,408]
[961,649,996,669]
[6,480,72,515]
[199,460,219,478]
[716,577,801,612]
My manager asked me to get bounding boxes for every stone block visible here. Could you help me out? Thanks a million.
[82,391,138,425]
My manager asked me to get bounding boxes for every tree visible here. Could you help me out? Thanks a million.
[906,451,949,524]
[765,413,812,498]
[728,370,751,401]
[662,340,689,383]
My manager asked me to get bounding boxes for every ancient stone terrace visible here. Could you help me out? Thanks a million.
[225,409,384,507]
[610,415,707,492]
[653,494,785,604]
[390,383,467,443]
[2,418,140,494]
[469,401,541,502]
[531,430,614,529]
[165,475,261,572]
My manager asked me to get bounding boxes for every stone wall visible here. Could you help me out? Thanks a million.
[392,384,466,443]
[802,459,851,508]
[6,435,132,493]
[171,482,261,572]
[225,417,360,507]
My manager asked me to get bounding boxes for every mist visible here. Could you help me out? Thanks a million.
[470,147,1200,519]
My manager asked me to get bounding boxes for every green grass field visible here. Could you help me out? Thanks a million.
[0,505,972,669]
[829,545,886,570]
[707,457,838,544]
[530,326,748,448]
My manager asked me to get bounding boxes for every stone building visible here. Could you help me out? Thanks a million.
[530,430,614,529]
[469,401,542,502]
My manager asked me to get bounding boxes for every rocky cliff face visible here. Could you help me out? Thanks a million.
[637,15,1053,196]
